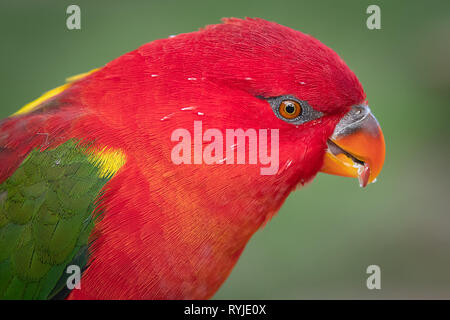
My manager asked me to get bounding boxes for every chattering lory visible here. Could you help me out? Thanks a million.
[0,18,385,299]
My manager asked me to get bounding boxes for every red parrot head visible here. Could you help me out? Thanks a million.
[132,17,385,195]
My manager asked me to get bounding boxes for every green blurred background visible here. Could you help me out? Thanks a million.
[1,0,449,299]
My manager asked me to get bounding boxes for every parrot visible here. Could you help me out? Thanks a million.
[0,18,385,300]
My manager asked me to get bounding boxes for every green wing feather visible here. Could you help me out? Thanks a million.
[0,140,112,299]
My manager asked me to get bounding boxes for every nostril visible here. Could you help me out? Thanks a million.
[353,105,367,117]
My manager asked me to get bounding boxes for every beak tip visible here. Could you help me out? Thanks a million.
[358,163,371,188]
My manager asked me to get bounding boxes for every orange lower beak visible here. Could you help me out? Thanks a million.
[320,105,385,187]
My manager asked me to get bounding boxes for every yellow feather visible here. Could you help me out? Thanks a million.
[13,68,99,116]
[13,83,71,116]
[87,147,127,179]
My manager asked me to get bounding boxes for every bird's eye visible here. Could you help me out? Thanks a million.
[263,95,324,125]
[279,100,302,119]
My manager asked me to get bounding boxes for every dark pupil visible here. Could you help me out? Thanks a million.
[285,104,295,114]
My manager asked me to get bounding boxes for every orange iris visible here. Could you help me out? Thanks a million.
[279,100,302,119]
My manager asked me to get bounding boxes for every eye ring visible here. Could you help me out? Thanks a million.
[262,95,324,125]
[279,100,302,119]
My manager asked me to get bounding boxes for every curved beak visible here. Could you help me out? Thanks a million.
[320,105,385,187]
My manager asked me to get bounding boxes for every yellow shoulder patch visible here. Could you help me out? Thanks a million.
[13,68,99,116]
[87,147,127,179]
[13,83,72,116]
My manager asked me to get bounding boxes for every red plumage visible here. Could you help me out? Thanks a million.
[0,18,366,299]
